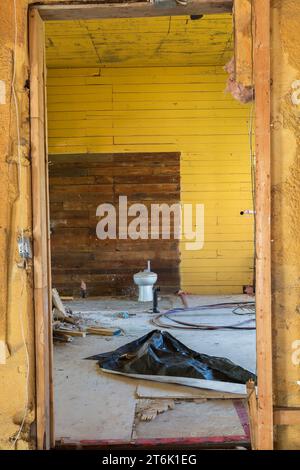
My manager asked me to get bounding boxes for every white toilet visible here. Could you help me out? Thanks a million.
[133,261,157,302]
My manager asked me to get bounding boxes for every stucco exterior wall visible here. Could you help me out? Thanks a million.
[0,0,35,450]
[271,0,300,449]
[0,0,299,450]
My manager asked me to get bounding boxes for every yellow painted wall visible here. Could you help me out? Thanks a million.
[0,0,299,451]
[47,65,254,294]
[45,15,234,68]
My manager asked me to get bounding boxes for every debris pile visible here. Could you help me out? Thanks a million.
[136,398,175,422]
[52,288,122,343]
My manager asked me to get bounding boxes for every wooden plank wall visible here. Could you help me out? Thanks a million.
[49,152,180,296]
[45,15,234,68]
[47,64,254,294]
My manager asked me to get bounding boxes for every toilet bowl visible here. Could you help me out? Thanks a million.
[133,262,157,302]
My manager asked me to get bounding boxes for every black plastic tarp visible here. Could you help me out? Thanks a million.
[87,329,256,384]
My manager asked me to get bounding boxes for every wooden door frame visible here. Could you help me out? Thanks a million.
[252,0,272,450]
[29,0,273,450]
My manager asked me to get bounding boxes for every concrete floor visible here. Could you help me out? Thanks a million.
[54,294,255,442]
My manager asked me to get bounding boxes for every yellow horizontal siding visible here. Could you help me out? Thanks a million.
[47,64,254,294]
[45,15,233,68]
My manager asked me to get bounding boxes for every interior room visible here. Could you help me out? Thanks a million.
[45,13,256,447]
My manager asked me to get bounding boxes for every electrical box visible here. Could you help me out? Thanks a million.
[18,236,32,260]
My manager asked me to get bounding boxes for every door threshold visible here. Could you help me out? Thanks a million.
[55,435,250,450]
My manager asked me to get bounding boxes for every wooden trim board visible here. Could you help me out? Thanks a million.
[43,50,55,448]
[35,1,233,21]
[55,436,250,450]
[253,0,273,450]
[29,8,53,450]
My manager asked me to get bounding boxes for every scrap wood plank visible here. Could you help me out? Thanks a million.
[54,329,86,338]
[86,326,122,336]
[52,288,67,315]
[136,383,246,400]
[36,1,233,21]
[246,379,258,450]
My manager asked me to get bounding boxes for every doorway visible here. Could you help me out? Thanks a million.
[29,1,272,450]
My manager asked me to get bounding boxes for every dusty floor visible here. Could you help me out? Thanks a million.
[54,294,255,443]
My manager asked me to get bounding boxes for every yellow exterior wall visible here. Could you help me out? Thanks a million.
[47,65,254,294]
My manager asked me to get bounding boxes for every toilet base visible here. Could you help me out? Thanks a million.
[138,285,153,302]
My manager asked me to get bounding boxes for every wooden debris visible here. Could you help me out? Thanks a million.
[53,333,73,343]
[52,307,77,325]
[52,288,67,316]
[54,329,86,338]
[86,326,122,336]
[51,287,122,342]
[60,296,74,301]
[246,379,258,450]
[52,307,65,322]
[136,399,175,422]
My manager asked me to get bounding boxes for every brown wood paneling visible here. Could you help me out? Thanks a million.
[49,153,180,296]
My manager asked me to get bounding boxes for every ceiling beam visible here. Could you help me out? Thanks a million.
[35,1,232,21]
